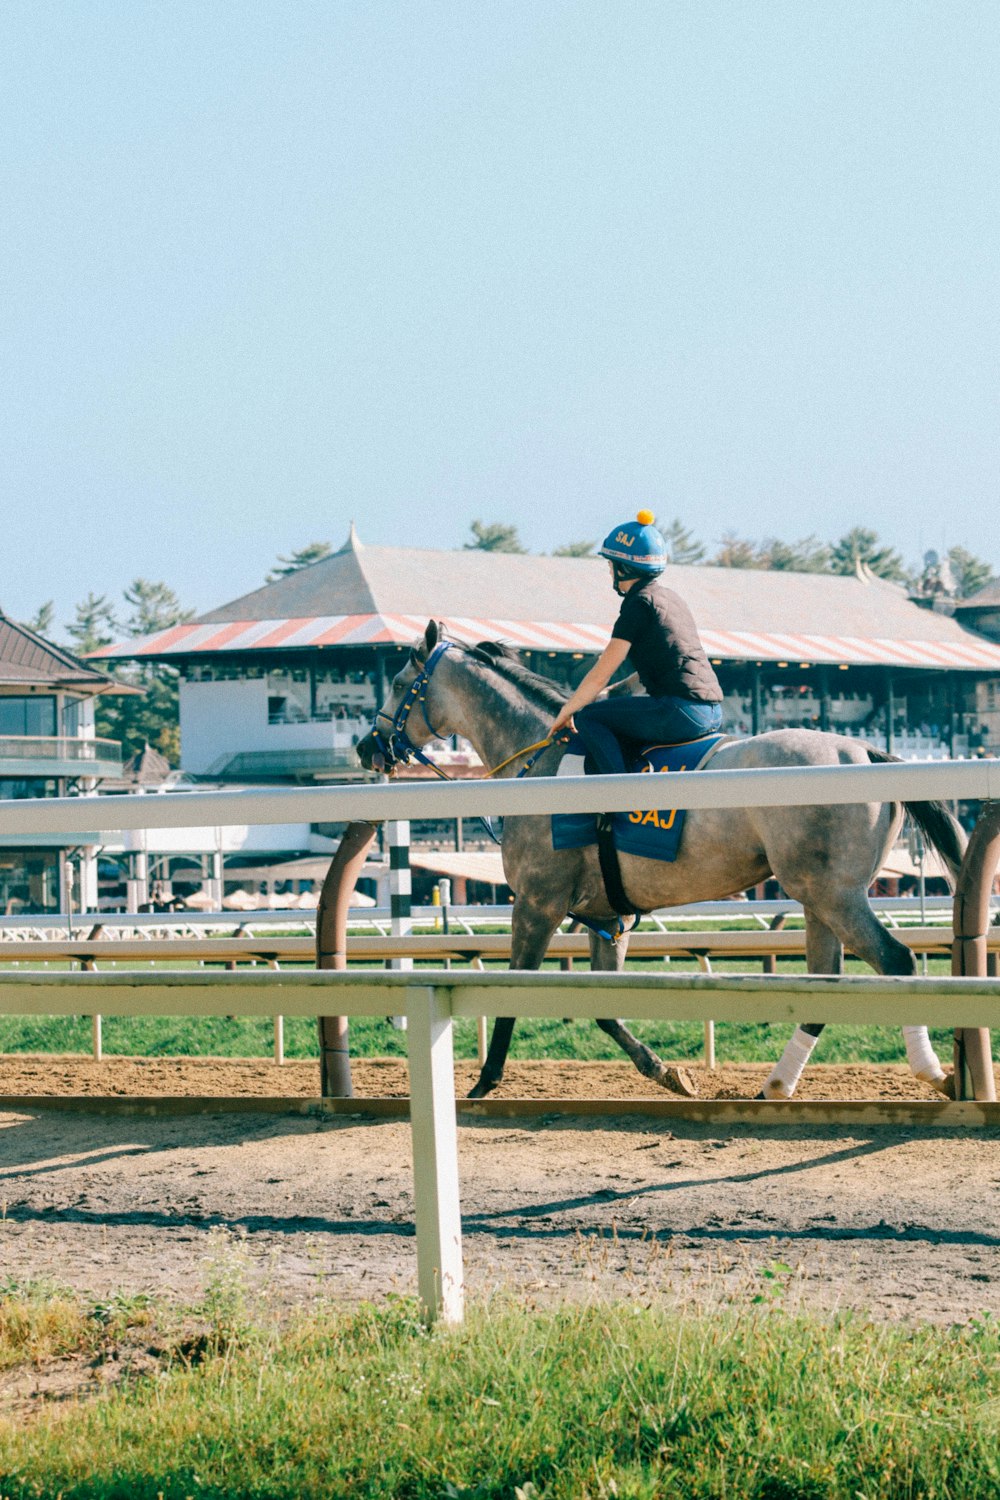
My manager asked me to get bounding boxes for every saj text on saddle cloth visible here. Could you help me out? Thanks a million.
[551,733,726,863]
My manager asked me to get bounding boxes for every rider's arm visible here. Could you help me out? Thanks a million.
[549,636,631,734]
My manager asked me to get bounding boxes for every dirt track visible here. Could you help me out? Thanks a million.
[0,1056,997,1324]
[0,1052,977,1101]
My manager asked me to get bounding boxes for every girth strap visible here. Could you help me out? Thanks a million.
[596,816,639,922]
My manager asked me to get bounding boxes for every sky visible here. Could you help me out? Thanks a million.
[2,1,998,631]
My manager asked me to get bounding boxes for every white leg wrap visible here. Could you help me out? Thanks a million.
[762,1027,820,1100]
[903,1025,945,1083]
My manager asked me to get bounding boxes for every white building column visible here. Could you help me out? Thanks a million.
[78,848,99,914]
[127,841,149,912]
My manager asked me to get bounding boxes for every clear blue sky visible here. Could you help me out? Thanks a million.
[3,1,998,628]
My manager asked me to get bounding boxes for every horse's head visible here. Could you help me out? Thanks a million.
[357,620,450,773]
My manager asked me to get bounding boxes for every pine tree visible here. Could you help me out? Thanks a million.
[829,528,908,583]
[463,520,526,553]
[95,581,194,766]
[947,546,994,599]
[122,579,194,635]
[266,542,333,582]
[23,601,56,637]
[552,540,596,557]
[67,593,119,655]
[661,519,706,565]
[712,533,763,568]
[759,536,832,573]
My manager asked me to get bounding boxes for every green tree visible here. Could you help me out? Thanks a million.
[712,532,763,568]
[552,540,596,557]
[67,593,119,655]
[829,527,908,583]
[266,541,332,582]
[23,601,56,637]
[948,545,994,599]
[463,520,526,553]
[661,519,706,566]
[123,578,194,635]
[95,580,194,766]
[759,535,832,573]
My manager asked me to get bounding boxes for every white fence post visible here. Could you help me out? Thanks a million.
[388,819,412,1031]
[405,982,464,1325]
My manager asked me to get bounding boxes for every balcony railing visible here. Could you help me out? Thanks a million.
[0,736,122,763]
[0,736,124,780]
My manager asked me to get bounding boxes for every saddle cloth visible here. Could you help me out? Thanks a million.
[551,732,727,863]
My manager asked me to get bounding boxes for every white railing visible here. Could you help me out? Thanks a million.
[0,757,997,838]
[1,967,999,1324]
[2,758,999,1323]
[0,895,973,941]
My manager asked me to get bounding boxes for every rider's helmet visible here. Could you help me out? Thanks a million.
[599,510,667,591]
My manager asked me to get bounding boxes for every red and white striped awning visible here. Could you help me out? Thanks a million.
[93,614,1000,671]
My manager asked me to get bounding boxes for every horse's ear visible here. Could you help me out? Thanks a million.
[413,621,440,669]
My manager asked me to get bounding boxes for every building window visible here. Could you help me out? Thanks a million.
[0,780,57,800]
[0,851,59,914]
[0,698,57,737]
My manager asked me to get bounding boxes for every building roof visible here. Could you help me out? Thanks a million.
[954,578,1000,612]
[0,611,122,690]
[93,527,1000,672]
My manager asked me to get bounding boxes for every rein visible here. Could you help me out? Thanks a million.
[368,640,624,940]
[367,641,569,841]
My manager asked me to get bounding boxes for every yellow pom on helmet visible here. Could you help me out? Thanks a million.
[599,510,667,574]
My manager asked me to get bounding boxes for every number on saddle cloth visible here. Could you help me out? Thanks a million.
[551,732,726,862]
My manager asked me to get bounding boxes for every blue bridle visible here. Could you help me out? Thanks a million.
[368,641,452,772]
[367,638,622,935]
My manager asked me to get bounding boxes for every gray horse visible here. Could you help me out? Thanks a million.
[356,622,965,1101]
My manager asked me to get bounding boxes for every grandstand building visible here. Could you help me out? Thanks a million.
[95,525,1000,784]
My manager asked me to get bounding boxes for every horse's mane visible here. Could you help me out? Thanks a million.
[459,638,568,711]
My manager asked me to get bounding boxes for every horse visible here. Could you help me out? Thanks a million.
[356,621,966,1102]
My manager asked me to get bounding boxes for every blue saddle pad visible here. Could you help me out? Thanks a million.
[551,733,726,863]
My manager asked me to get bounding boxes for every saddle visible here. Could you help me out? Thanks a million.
[552,732,728,917]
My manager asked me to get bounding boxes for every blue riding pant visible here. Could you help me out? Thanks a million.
[574,695,722,777]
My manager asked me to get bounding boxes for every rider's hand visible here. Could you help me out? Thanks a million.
[550,707,574,736]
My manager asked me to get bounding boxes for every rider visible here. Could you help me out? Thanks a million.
[549,510,723,776]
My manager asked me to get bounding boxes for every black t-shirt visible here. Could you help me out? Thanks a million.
[611,580,723,702]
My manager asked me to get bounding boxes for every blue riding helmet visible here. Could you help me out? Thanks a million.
[599,510,667,575]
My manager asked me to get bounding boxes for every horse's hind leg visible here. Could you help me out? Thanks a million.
[589,930,697,1098]
[763,892,949,1098]
[813,892,950,1094]
[759,910,840,1100]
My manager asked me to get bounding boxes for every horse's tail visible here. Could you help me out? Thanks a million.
[866,746,967,886]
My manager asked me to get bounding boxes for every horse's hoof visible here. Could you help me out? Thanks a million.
[930,1071,956,1100]
[656,1065,698,1098]
[466,1080,495,1100]
[759,1080,794,1101]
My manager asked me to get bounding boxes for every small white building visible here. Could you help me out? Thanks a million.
[0,610,127,914]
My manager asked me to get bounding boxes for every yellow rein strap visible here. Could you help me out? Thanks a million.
[484,736,560,779]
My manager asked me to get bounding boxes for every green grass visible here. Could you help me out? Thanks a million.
[0,1009,960,1068]
[0,1283,998,1499]
[0,949,958,1067]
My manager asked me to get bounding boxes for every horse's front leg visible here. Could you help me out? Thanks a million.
[589,929,697,1098]
[467,895,563,1099]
